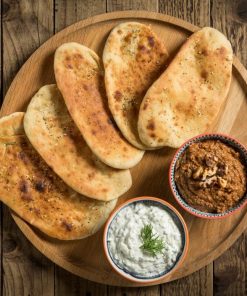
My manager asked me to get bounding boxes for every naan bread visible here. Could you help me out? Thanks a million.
[54,43,144,169]
[0,112,25,136]
[24,85,132,201]
[0,113,117,240]
[103,22,169,149]
[138,27,233,148]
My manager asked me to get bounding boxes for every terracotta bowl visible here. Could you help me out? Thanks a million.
[103,196,189,284]
[169,133,247,219]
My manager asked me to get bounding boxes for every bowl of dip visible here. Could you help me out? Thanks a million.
[169,133,247,219]
[103,196,189,284]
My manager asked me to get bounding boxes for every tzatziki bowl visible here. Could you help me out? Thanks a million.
[103,197,189,284]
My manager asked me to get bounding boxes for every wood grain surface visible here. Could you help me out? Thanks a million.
[1,0,246,295]
[2,1,54,296]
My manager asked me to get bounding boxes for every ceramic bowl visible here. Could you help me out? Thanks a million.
[169,133,247,219]
[103,196,189,284]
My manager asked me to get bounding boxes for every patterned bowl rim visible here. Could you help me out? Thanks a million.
[169,133,247,219]
[103,196,189,284]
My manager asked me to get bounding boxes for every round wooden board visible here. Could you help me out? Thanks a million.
[1,11,247,287]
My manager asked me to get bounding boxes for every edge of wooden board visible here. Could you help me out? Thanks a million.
[1,11,247,286]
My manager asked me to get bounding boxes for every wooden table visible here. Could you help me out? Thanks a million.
[1,0,246,295]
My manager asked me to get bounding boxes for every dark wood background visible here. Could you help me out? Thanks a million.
[1,0,246,295]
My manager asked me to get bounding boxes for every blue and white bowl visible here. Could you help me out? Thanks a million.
[169,133,247,219]
[103,197,189,284]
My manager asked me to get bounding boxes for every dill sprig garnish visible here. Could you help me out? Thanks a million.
[140,224,164,256]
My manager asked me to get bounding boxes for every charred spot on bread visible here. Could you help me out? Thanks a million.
[147,36,155,47]
[201,69,208,80]
[33,207,41,216]
[124,32,132,43]
[21,193,33,202]
[201,48,209,56]
[34,181,46,193]
[114,91,122,101]
[74,53,83,60]
[18,151,28,164]
[138,45,147,52]
[146,120,155,131]
[143,103,148,110]
[88,172,95,180]
[218,46,227,56]
[61,220,73,232]
[19,180,28,193]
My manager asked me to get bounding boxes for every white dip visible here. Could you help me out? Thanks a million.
[107,201,183,278]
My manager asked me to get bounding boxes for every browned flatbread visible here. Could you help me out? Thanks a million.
[24,85,132,201]
[54,43,144,169]
[138,27,233,148]
[103,22,169,149]
[0,113,117,240]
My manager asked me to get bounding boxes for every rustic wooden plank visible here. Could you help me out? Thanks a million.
[2,219,55,296]
[159,1,213,294]
[2,1,54,295]
[160,265,213,296]
[55,268,107,296]
[159,0,194,24]
[55,0,106,33]
[213,234,246,296]
[159,0,210,27]
[3,0,54,94]
[106,0,158,12]
[211,1,247,295]
[54,0,107,294]
[210,0,247,68]
[108,285,160,296]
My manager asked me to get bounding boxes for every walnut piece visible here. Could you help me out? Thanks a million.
[202,166,217,180]
[218,177,227,188]
[199,176,217,188]
[217,164,228,176]
[193,167,203,179]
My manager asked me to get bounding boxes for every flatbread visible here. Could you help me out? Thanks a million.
[138,27,233,148]
[24,85,132,201]
[0,112,25,136]
[54,43,144,169]
[0,113,117,240]
[103,22,169,149]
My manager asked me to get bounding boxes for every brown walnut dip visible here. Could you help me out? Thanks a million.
[175,140,246,213]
